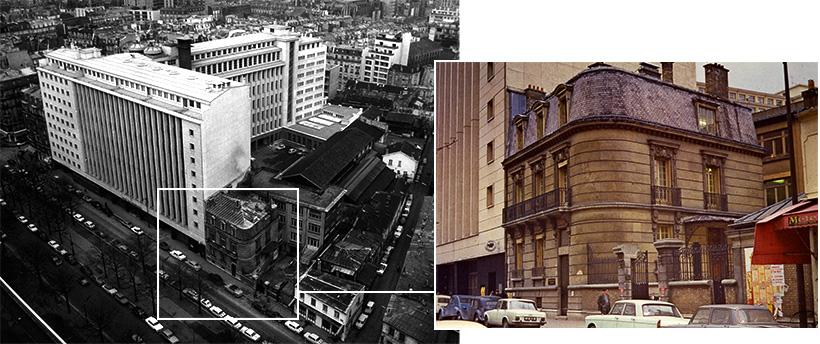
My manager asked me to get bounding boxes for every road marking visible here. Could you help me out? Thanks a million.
[0,276,68,344]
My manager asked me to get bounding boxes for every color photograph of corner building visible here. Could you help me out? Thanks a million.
[435,62,817,328]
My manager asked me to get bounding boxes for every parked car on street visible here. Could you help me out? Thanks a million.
[17,215,28,224]
[303,332,324,344]
[284,320,304,334]
[223,316,243,330]
[144,317,163,332]
[225,284,243,297]
[182,288,198,301]
[161,328,180,344]
[355,313,369,329]
[114,292,129,305]
[484,298,546,328]
[209,305,226,318]
[240,326,261,342]
[169,250,186,261]
[185,260,201,271]
[84,221,95,229]
[376,262,387,275]
[0,198,6,206]
[47,240,61,251]
[27,224,38,233]
[200,298,212,309]
[51,256,62,266]
[469,296,501,323]
[584,300,689,328]
[438,295,478,320]
[130,226,144,235]
[159,241,170,251]
[667,304,788,328]
[436,295,451,316]
[101,284,118,296]
[72,214,84,222]
[365,301,376,315]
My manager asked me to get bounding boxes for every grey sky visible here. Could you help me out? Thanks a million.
[695,62,817,94]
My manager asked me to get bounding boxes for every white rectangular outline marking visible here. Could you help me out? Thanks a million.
[155,187,300,321]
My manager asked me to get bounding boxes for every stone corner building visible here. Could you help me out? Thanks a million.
[501,63,766,319]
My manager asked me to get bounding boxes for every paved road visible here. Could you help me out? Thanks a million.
[1,206,166,344]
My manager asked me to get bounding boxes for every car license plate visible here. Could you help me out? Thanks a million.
[525,317,535,321]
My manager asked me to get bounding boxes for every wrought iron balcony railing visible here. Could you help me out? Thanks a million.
[651,186,681,206]
[503,188,570,223]
[703,192,728,211]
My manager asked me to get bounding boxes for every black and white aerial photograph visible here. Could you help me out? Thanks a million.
[0,0,457,343]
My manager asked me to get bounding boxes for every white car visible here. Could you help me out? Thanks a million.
[376,262,387,275]
[209,305,226,318]
[73,213,84,222]
[144,316,163,332]
[436,295,451,315]
[0,198,6,206]
[365,301,375,314]
[484,298,546,328]
[303,332,324,344]
[355,313,369,329]
[84,220,95,229]
[200,298,212,309]
[169,250,186,261]
[17,216,28,224]
[284,320,304,334]
[240,326,261,342]
[223,316,243,330]
[584,300,689,328]
[47,240,60,251]
[130,226,144,235]
[27,224,38,233]
[101,284,118,296]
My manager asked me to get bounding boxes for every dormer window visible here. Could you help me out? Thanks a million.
[516,122,524,150]
[695,102,718,135]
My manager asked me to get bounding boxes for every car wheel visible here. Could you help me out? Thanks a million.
[456,312,461,320]
[474,314,481,323]
[502,319,510,328]
[436,310,443,320]
[588,324,596,328]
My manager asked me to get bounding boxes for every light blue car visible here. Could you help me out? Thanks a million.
[438,295,478,320]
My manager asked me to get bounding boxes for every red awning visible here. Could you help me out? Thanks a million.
[751,200,816,265]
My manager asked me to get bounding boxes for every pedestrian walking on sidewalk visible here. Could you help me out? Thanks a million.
[597,289,611,314]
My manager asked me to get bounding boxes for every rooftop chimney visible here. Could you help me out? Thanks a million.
[802,79,817,108]
[704,63,729,99]
[177,37,192,70]
[637,63,660,79]
[661,62,674,83]
[525,84,546,111]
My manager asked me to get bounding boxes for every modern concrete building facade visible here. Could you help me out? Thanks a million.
[39,47,251,245]
[436,62,698,296]
[326,46,364,92]
[362,33,412,85]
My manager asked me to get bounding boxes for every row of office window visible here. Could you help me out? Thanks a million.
[192,41,277,61]
[195,51,280,75]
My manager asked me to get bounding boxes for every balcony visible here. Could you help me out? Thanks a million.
[503,188,570,224]
[703,192,728,211]
[531,266,546,280]
[510,269,524,281]
[651,186,681,206]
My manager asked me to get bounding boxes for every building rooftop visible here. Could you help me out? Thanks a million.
[206,191,273,230]
[46,48,240,103]
[300,270,365,312]
[284,104,363,141]
[383,295,434,343]
[386,141,421,160]
[320,228,381,275]
[250,170,347,211]
[191,32,278,52]
[339,153,395,203]
[280,127,376,189]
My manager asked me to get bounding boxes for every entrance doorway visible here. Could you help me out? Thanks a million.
[559,255,569,316]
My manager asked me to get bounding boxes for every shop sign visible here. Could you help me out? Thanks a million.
[787,214,817,228]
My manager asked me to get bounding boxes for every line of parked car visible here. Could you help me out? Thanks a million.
[436,295,545,328]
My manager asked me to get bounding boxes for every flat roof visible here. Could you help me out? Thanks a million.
[191,32,278,52]
[46,48,239,102]
[285,104,362,141]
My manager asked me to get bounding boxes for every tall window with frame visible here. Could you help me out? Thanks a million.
[696,103,718,135]
[558,95,568,125]
[486,185,494,208]
[702,154,726,210]
[516,122,524,150]
[534,235,544,268]
[758,129,789,158]
[656,224,676,240]
[487,98,495,122]
[512,172,525,204]
[514,239,524,276]
[487,62,494,82]
[536,105,546,139]
[533,166,545,196]
[764,178,790,205]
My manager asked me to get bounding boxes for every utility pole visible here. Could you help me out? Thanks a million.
[783,62,807,328]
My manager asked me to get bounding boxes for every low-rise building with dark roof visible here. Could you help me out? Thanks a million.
[205,191,281,278]
[382,112,417,136]
[299,270,366,341]
[317,227,381,284]
[381,294,435,344]
[339,153,396,203]
[280,126,377,189]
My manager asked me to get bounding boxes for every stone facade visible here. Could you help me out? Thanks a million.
[501,64,765,319]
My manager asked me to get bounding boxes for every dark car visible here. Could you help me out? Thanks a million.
[159,241,170,251]
[438,295,478,320]
[469,296,501,323]
[671,304,789,328]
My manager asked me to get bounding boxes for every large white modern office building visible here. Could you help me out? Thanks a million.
[182,25,327,148]
[39,47,251,244]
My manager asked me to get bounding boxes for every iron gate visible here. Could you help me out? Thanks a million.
[631,250,650,299]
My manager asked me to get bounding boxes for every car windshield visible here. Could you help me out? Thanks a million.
[485,300,498,309]
[641,304,682,317]
[438,297,449,303]
[509,300,536,310]
[737,309,777,324]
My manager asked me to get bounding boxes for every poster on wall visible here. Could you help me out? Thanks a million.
[744,248,788,317]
